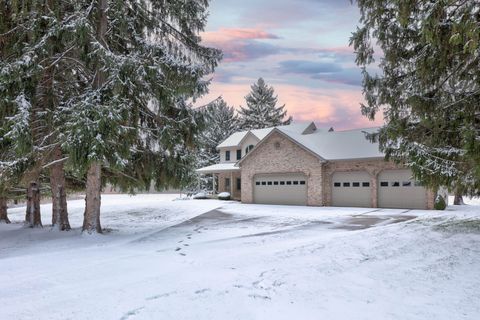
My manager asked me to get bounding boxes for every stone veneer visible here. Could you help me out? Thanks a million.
[239,130,436,209]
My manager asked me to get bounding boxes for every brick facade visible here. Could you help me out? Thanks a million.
[239,131,324,206]
[238,130,436,209]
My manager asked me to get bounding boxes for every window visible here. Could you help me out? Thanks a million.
[352,182,360,187]
[267,181,272,185]
[245,145,254,154]
[293,181,299,185]
[261,181,266,186]
[362,182,370,187]
[280,181,285,185]
[300,181,306,185]
[225,150,230,161]
[236,178,241,190]
[392,181,400,187]
[274,141,281,150]
[273,181,279,185]
[402,181,412,187]
[380,181,388,187]
[236,149,242,160]
[225,178,231,191]
[334,182,341,187]
[343,182,350,187]
[286,181,292,185]
[255,181,260,186]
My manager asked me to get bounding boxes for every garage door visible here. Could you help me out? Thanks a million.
[378,169,426,209]
[332,171,372,207]
[253,174,307,205]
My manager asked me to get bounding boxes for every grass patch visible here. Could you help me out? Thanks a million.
[433,219,480,234]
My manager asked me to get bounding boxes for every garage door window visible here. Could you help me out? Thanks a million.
[267,181,272,185]
[334,182,341,187]
[280,181,285,185]
[352,182,360,187]
[380,181,388,187]
[286,181,292,185]
[402,181,412,187]
[293,181,299,185]
[300,181,306,185]
[362,182,370,187]
[392,182,400,187]
[343,182,350,187]
[261,181,266,185]
[274,181,279,185]
[255,181,260,186]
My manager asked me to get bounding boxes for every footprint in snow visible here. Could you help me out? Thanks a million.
[175,247,182,251]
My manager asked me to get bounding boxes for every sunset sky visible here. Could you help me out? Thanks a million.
[199,0,384,130]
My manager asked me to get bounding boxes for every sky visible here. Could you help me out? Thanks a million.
[198,0,384,130]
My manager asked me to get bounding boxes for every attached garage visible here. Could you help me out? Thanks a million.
[253,173,307,206]
[377,169,426,209]
[332,171,372,207]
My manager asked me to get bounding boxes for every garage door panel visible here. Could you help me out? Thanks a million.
[254,174,307,206]
[378,169,426,209]
[332,171,371,207]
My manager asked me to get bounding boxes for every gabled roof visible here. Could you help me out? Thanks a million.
[216,122,315,149]
[236,125,384,166]
[277,127,383,160]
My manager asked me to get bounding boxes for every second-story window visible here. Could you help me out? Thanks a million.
[236,149,241,160]
[245,144,254,154]
[225,150,230,161]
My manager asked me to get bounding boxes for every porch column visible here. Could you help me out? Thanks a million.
[212,174,216,194]
[230,172,234,195]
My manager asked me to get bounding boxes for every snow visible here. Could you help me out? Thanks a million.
[1,194,480,320]
[278,126,384,160]
[196,162,240,173]
[216,122,312,148]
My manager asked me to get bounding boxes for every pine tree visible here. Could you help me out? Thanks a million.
[350,0,480,196]
[199,98,239,166]
[238,78,292,130]
[55,0,221,233]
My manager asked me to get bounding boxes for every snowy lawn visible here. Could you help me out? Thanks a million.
[1,195,480,320]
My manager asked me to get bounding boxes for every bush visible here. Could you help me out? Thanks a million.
[434,195,447,210]
[218,192,231,200]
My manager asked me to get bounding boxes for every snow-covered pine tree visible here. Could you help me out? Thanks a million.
[351,0,480,196]
[55,0,221,233]
[193,97,239,190]
[238,78,292,130]
[199,97,239,166]
[0,0,77,229]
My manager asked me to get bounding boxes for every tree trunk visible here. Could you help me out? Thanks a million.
[81,0,107,234]
[25,181,42,228]
[50,147,71,230]
[83,162,102,233]
[453,189,465,205]
[0,196,10,224]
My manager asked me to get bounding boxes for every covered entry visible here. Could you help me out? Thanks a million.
[377,169,426,209]
[331,171,372,207]
[253,173,307,205]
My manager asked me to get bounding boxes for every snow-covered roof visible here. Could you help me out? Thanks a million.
[277,127,383,160]
[196,162,240,174]
[216,122,314,149]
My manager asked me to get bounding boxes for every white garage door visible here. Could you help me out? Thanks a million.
[253,174,307,206]
[378,169,426,209]
[332,171,372,207]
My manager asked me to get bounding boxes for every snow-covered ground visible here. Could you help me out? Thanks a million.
[1,195,479,320]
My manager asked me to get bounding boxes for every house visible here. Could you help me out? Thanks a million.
[197,122,436,209]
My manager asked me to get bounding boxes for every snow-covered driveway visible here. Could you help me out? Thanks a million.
[1,195,479,320]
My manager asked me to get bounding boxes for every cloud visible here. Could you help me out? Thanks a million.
[278,59,362,86]
[197,82,384,130]
[202,28,282,62]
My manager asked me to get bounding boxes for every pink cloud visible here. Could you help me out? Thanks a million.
[198,82,384,130]
[202,28,280,63]
[202,28,279,43]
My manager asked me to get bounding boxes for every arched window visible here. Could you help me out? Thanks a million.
[245,144,254,154]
